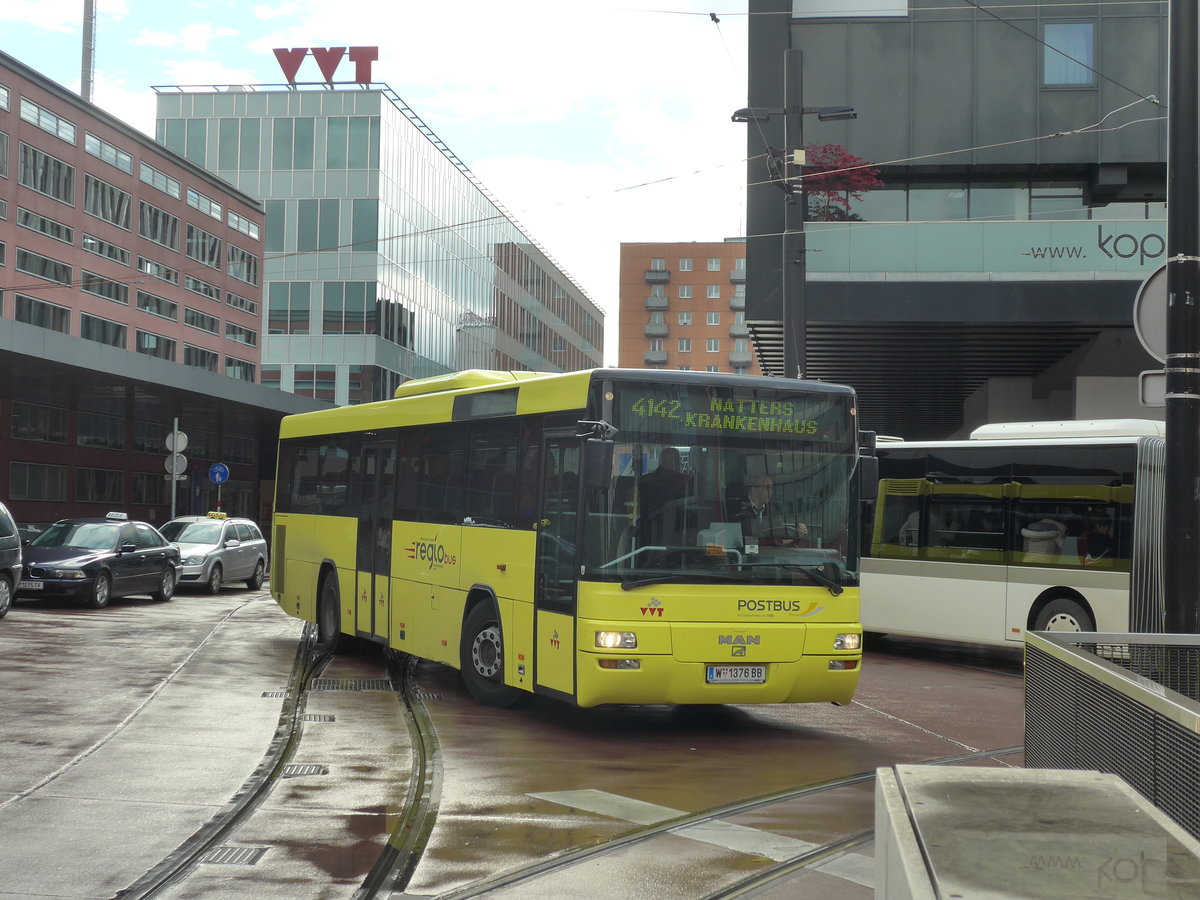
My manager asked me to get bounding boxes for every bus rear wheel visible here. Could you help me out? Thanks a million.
[460,604,520,708]
[317,574,341,653]
[1034,598,1094,633]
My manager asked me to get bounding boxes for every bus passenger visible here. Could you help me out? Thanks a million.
[637,447,691,545]
[1021,517,1066,561]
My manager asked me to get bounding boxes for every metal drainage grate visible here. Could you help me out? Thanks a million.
[300,713,335,722]
[412,691,442,701]
[199,846,269,866]
[282,764,329,778]
[310,678,395,692]
[261,691,286,699]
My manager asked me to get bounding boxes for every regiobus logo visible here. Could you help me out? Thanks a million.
[406,539,457,570]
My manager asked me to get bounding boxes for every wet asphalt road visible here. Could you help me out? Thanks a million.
[0,586,1026,899]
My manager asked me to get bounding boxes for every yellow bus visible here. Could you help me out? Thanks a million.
[272,368,869,707]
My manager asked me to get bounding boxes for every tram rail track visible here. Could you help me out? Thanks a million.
[429,744,1024,899]
[111,632,443,900]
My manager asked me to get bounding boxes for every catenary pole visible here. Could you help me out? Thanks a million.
[1164,0,1200,633]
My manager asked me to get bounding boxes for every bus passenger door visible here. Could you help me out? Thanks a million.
[356,440,395,642]
[535,436,581,697]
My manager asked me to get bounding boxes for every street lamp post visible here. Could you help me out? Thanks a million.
[733,50,855,379]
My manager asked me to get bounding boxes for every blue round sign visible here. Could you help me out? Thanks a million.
[209,463,230,485]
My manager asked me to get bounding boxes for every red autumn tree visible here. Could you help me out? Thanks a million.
[801,143,883,221]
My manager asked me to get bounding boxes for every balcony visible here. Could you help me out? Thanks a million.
[730,269,746,284]
[729,322,749,338]
[728,350,754,367]
[729,294,745,310]
[644,349,668,365]
[644,323,669,338]
[644,269,671,284]
[645,295,669,310]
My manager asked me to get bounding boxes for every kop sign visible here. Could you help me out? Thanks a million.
[273,46,378,85]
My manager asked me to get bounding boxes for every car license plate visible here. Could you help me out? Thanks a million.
[706,664,766,684]
[18,580,43,591]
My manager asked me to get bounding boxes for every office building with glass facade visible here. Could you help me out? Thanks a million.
[154,84,604,405]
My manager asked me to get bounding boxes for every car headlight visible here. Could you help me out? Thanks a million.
[50,569,87,579]
[595,631,638,650]
[184,554,208,566]
[834,633,861,651]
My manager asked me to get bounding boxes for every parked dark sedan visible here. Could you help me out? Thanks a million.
[17,512,181,609]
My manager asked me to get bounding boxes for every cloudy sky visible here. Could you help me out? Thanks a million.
[2,1,753,363]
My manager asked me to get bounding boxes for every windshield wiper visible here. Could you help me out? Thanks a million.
[738,563,844,595]
[619,571,747,591]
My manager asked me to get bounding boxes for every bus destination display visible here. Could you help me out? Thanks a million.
[619,388,837,437]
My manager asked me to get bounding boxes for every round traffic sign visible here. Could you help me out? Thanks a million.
[209,463,230,485]
[1134,264,1167,364]
[165,453,188,476]
[165,430,188,453]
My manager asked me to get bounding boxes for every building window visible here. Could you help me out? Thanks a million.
[706,257,721,271]
[137,290,178,321]
[10,462,67,501]
[679,285,692,300]
[227,291,258,315]
[17,208,73,244]
[83,235,131,266]
[132,472,169,505]
[77,468,123,504]
[185,275,220,302]
[184,308,220,334]
[0,130,7,178]
[225,357,256,382]
[1043,23,1095,87]
[81,313,127,348]
[268,282,310,335]
[136,330,176,361]
[706,365,720,372]
[77,411,125,450]
[650,257,666,270]
[225,322,258,347]
[227,244,259,286]
[16,248,71,284]
[678,311,692,326]
[14,294,69,333]
[678,365,691,371]
[735,338,749,352]
[20,97,75,143]
[734,257,746,271]
[139,162,180,198]
[227,210,260,240]
[707,285,721,299]
[735,311,746,324]
[186,224,221,268]
[137,256,177,284]
[12,400,67,443]
[678,338,692,353]
[139,202,179,250]
[679,257,693,272]
[81,271,129,305]
[83,175,132,229]
[707,312,720,326]
[706,338,721,352]
[19,143,75,204]
[649,338,664,351]
[187,188,222,220]
[84,133,132,173]
[649,311,665,325]
[184,344,218,372]
[0,84,8,110]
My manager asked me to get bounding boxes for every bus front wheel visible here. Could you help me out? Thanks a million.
[1034,598,1094,633]
[460,604,520,708]
[317,574,341,653]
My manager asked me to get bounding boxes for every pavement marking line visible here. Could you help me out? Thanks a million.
[529,788,873,888]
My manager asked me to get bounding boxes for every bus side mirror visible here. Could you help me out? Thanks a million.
[583,439,614,489]
[858,456,879,500]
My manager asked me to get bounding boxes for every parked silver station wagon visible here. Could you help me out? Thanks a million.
[159,512,268,593]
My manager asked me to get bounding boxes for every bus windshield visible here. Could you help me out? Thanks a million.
[580,381,859,588]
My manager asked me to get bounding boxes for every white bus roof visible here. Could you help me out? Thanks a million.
[969,419,1166,440]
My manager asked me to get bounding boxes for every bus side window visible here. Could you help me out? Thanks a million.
[465,421,520,527]
[395,433,421,521]
[421,427,466,525]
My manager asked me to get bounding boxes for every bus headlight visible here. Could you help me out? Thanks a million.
[834,633,861,651]
[596,631,637,649]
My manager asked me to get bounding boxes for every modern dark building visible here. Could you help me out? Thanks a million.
[0,50,324,528]
[745,0,1165,439]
